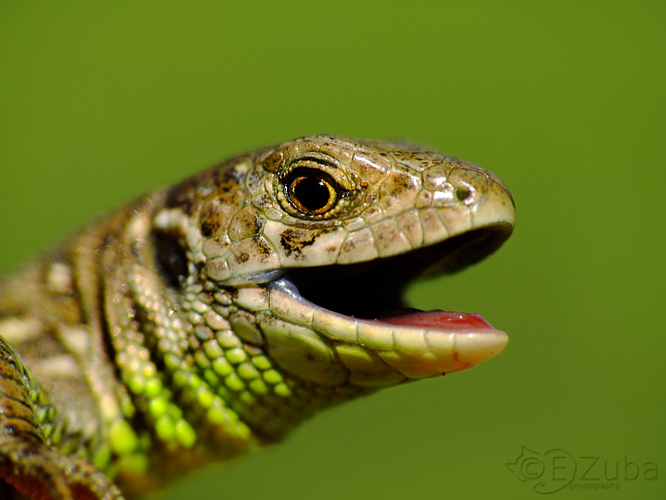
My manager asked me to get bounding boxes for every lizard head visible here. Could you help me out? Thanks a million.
[153,134,515,438]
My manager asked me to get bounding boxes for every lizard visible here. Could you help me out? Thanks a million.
[0,134,516,500]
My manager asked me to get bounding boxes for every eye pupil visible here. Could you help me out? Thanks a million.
[289,172,335,213]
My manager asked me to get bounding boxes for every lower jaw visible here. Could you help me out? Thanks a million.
[265,277,509,382]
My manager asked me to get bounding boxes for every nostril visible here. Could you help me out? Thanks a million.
[455,186,471,202]
[448,165,488,206]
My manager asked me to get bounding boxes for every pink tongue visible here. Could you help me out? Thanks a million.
[380,310,493,331]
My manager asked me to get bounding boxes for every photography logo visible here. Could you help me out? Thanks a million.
[505,446,657,494]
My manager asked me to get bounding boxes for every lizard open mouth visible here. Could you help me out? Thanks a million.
[286,224,512,321]
[261,223,513,381]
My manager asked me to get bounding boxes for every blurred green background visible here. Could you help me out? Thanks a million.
[1,2,664,499]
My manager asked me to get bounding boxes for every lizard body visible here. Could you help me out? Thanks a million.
[0,135,515,499]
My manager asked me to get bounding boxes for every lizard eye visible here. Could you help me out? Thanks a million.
[285,168,339,215]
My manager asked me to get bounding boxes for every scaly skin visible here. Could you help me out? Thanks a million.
[0,135,515,499]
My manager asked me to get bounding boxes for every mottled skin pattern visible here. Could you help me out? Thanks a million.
[0,135,515,500]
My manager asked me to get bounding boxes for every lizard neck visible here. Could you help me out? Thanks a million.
[100,194,372,494]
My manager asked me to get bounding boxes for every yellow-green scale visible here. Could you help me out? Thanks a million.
[110,272,374,479]
[18,357,108,470]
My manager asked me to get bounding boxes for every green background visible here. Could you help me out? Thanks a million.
[1,2,664,499]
